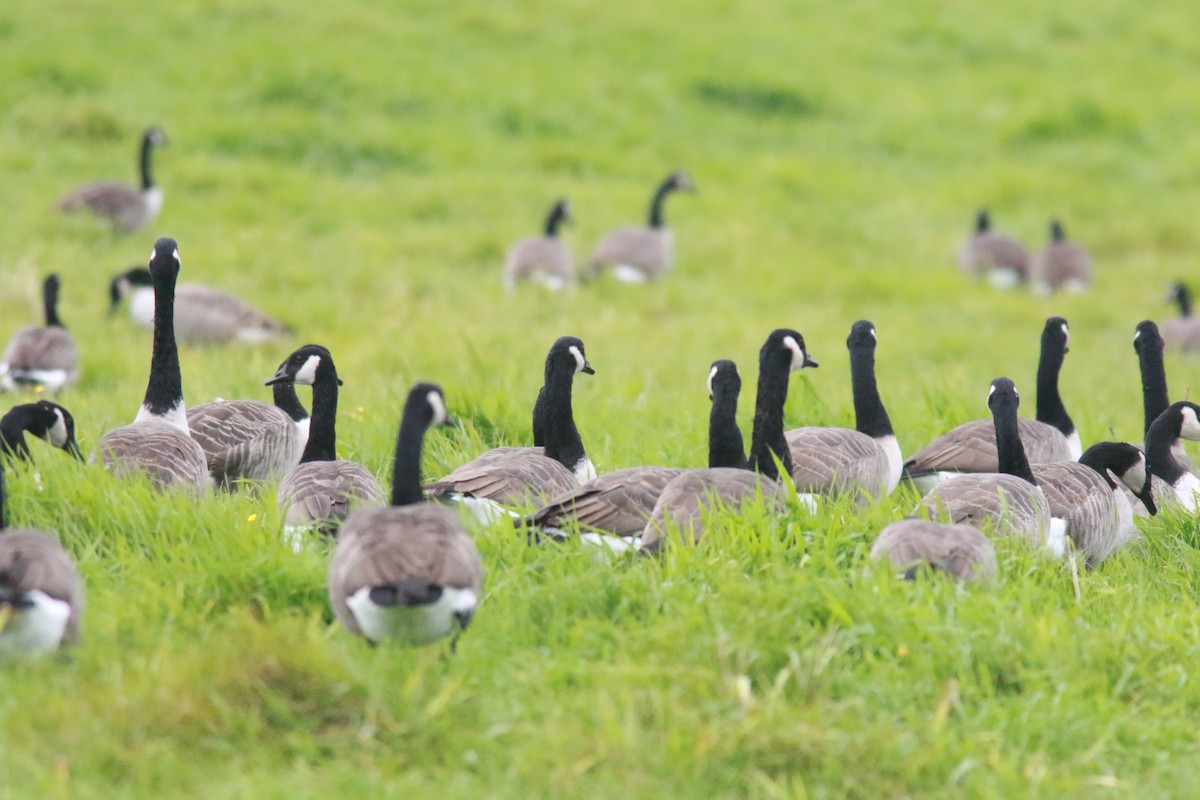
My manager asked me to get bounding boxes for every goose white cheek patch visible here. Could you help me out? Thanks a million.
[48,410,68,448]
[293,355,321,385]
[1181,407,1200,439]
[783,336,803,371]
[707,366,718,398]
[569,346,586,374]
[426,391,448,426]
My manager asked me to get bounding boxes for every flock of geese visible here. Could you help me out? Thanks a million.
[3,232,1200,657]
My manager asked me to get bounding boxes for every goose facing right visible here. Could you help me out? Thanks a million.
[1,274,79,393]
[1,401,83,462]
[0,449,84,658]
[584,171,694,283]
[903,317,1079,493]
[268,345,384,536]
[503,198,573,291]
[957,209,1030,289]
[330,383,484,646]
[109,267,292,345]
[57,125,167,234]
[94,239,209,495]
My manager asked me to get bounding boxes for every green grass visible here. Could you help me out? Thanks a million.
[3,0,1200,796]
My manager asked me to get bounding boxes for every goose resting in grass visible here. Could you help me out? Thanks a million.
[1,274,79,393]
[1160,282,1200,351]
[58,125,167,234]
[1143,401,1200,513]
[957,209,1029,289]
[1029,219,1092,295]
[584,171,694,283]
[330,383,484,646]
[503,198,573,291]
[870,519,997,582]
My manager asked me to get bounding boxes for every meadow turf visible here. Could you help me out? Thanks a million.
[2,0,1200,796]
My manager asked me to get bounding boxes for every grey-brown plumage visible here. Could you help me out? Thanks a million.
[1029,220,1092,295]
[957,210,1029,288]
[788,427,894,502]
[57,126,167,233]
[0,530,85,652]
[639,468,791,552]
[503,199,573,290]
[330,383,484,645]
[905,417,1073,478]
[870,519,997,582]
[426,446,577,507]
[278,461,385,532]
[187,399,304,488]
[109,268,291,345]
[584,171,694,282]
[97,418,210,497]
[522,466,686,540]
[1160,282,1200,351]
[1,275,78,393]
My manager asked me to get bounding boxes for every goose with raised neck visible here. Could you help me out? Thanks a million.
[57,126,167,233]
[957,208,1030,288]
[1160,284,1200,351]
[0,274,79,393]
[749,327,818,480]
[503,198,574,291]
[584,171,695,283]
[1030,219,1092,295]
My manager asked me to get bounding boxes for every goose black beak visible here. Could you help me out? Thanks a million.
[582,362,595,375]
[264,367,290,386]
[66,440,84,462]
[803,354,819,368]
[1138,479,1157,516]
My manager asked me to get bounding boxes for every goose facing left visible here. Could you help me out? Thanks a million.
[503,198,574,291]
[0,445,84,658]
[1,401,83,462]
[58,125,167,234]
[330,383,484,646]
[94,239,209,495]
[109,267,292,345]
[1,274,79,393]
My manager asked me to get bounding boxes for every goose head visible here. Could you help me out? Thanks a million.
[148,238,180,286]
[664,171,695,193]
[974,209,991,233]
[846,319,877,352]
[107,267,153,314]
[1133,319,1164,355]
[266,344,342,388]
[1043,316,1069,355]
[144,125,169,148]
[707,359,741,401]
[1080,442,1156,515]
[1049,219,1067,243]
[547,336,594,377]
[987,377,1020,415]
[762,328,818,373]
[407,382,452,430]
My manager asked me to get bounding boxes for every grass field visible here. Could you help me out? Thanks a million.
[2,0,1200,796]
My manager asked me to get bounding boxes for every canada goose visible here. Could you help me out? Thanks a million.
[503,199,573,291]
[1029,220,1092,295]
[0,459,84,658]
[1031,442,1154,569]
[518,359,743,549]
[903,317,1079,492]
[870,519,997,582]
[1143,401,1200,512]
[584,171,694,283]
[1132,319,1198,489]
[786,320,902,504]
[1,401,83,462]
[58,125,167,233]
[640,329,817,552]
[108,267,291,345]
[425,336,595,513]
[268,345,384,536]
[1160,282,1200,351]
[94,239,209,495]
[330,383,484,646]
[917,378,1066,556]
[957,209,1030,289]
[0,274,79,393]
[186,380,308,488]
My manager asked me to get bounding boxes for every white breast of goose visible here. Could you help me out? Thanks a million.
[346,586,478,646]
[0,590,73,657]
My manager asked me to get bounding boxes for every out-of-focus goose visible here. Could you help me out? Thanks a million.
[108,267,291,345]
[903,317,1079,492]
[58,125,167,234]
[640,329,817,552]
[94,239,209,495]
[1144,401,1200,512]
[957,209,1030,289]
[1030,220,1092,295]
[0,459,84,658]
[1160,282,1200,351]
[268,345,384,536]
[584,171,694,283]
[425,336,595,515]
[1,274,79,393]
[787,320,901,505]
[1,401,83,462]
[870,519,997,582]
[917,378,1066,556]
[503,199,573,291]
[186,380,308,488]
[1032,442,1154,569]
[518,359,743,549]
[330,383,484,646]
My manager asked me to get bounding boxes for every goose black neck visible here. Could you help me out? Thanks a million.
[850,342,893,438]
[1138,331,1169,439]
[272,381,309,423]
[1035,337,1074,437]
[43,281,63,328]
[540,362,586,471]
[975,210,990,233]
[0,410,34,461]
[531,384,547,447]
[544,204,567,237]
[647,180,675,229]
[1145,408,1185,484]
[994,398,1036,485]
[748,356,793,481]
[391,404,431,507]
[709,384,747,469]
[140,133,156,190]
[142,268,183,416]
[1177,286,1193,318]
[0,457,5,529]
[299,372,339,463]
